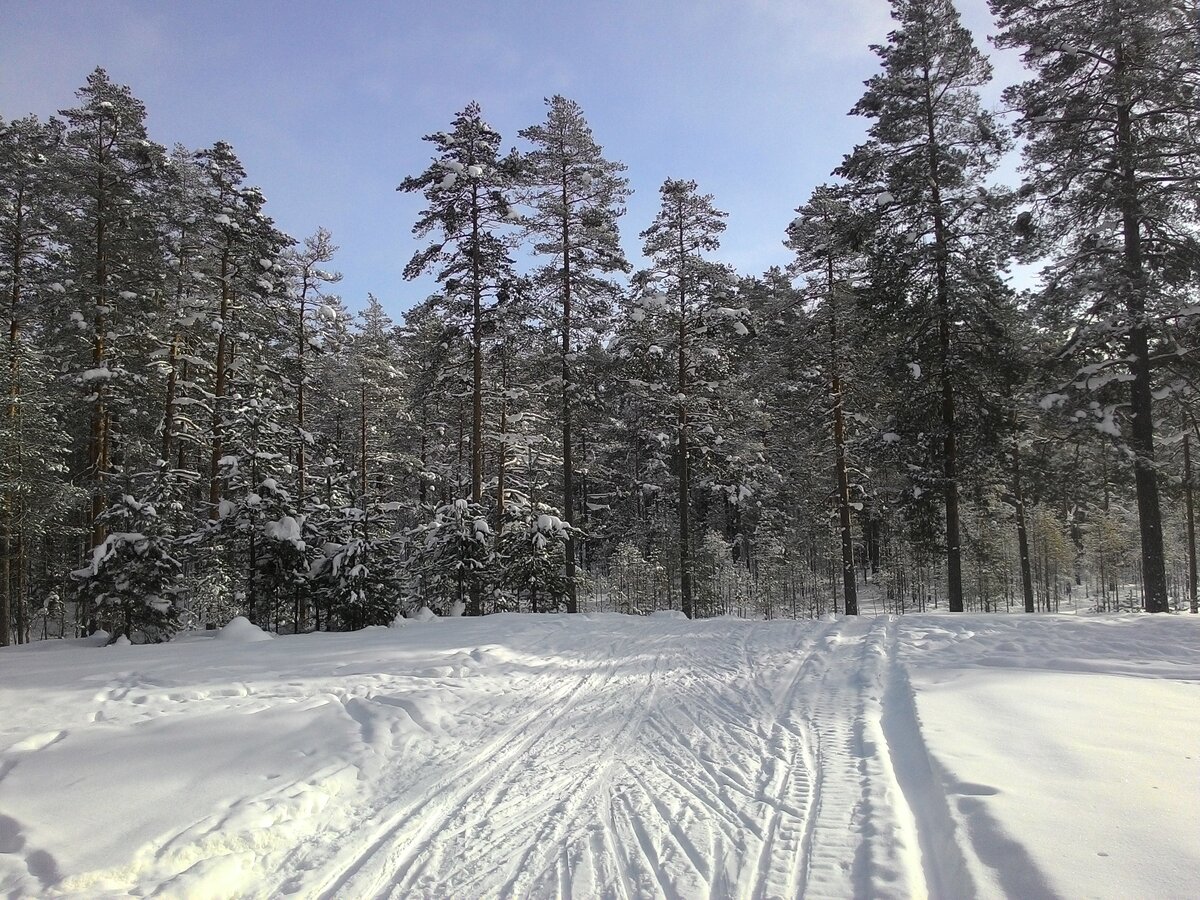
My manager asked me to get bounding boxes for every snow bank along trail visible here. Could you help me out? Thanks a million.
[1,612,1198,899]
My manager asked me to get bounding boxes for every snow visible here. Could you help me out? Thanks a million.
[0,613,1197,899]
[216,616,272,643]
[264,515,304,549]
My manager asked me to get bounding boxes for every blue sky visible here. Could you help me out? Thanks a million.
[0,0,1018,318]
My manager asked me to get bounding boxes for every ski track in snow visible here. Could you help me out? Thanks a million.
[2,612,1198,899]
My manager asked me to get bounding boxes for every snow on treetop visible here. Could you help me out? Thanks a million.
[265,516,305,550]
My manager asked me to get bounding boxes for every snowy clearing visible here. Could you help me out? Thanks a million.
[2,613,1198,899]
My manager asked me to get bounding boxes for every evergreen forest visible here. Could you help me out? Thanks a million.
[3,0,1198,643]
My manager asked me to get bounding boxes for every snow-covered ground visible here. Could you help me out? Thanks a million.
[1,612,1197,899]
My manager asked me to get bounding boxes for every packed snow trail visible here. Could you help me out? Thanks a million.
[1,613,1198,899]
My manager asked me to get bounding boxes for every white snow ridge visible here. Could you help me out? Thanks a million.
[1,612,1198,899]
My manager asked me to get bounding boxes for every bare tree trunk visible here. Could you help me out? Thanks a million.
[1116,51,1169,612]
[360,378,369,543]
[297,290,307,505]
[468,184,484,617]
[676,214,693,619]
[828,262,857,616]
[2,200,24,647]
[209,248,231,516]
[922,62,964,612]
[1013,438,1036,613]
[560,161,579,614]
[89,118,109,549]
[1186,432,1197,613]
[497,337,507,527]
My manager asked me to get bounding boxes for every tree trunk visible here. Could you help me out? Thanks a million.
[1186,432,1197,613]
[361,378,369,543]
[297,289,307,506]
[922,62,964,612]
[209,247,231,516]
[162,331,181,465]
[1116,50,1169,613]
[2,197,24,647]
[828,262,857,616]
[470,184,484,505]
[497,337,507,527]
[1,505,10,648]
[162,228,189,467]
[468,183,483,617]
[89,118,109,549]
[560,160,579,613]
[676,214,693,619]
[1013,438,1036,613]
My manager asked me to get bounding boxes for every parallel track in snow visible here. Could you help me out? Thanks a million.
[11,616,974,900]
[303,618,851,900]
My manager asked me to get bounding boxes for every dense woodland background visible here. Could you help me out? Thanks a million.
[2,0,1198,643]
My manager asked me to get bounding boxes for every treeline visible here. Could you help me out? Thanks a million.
[2,0,1198,642]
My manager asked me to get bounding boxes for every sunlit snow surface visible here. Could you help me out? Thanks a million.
[1,613,1197,899]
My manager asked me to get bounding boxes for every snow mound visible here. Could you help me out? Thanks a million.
[88,629,111,646]
[217,616,273,643]
[111,634,131,647]
[410,606,437,622]
[389,610,409,628]
[650,609,688,620]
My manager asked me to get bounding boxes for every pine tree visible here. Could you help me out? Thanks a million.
[837,0,1011,612]
[0,115,74,644]
[281,227,341,510]
[71,490,183,640]
[519,95,631,613]
[194,140,289,518]
[991,0,1200,613]
[632,179,746,618]
[786,186,871,615]
[399,103,520,511]
[56,69,168,555]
